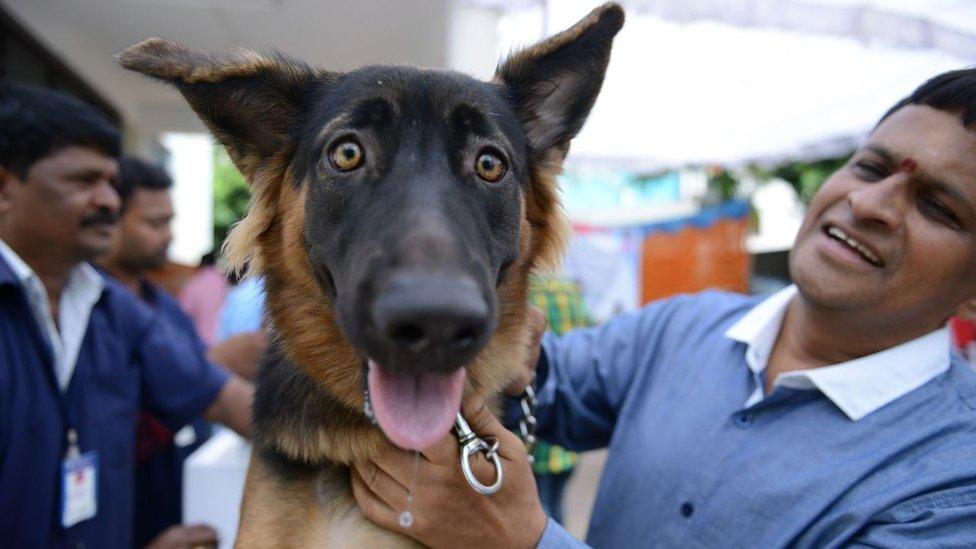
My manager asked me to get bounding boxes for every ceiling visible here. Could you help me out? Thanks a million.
[508,0,976,170]
[3,0,454,134]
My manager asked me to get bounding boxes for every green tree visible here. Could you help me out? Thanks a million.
[750,154,852,204]
[212,147,251,251]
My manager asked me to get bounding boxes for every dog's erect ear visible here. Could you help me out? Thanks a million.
[494,3,623,156]
[118,38,326,179]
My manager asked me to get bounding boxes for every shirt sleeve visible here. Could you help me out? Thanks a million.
[536,518,591,549]
[846,486,976,548]
[509,297,686,452]
[135,313,230,431]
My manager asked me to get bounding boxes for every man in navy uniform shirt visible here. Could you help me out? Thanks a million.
[99,156,266,547]
[0,83,253,548]
[353,69,976,548]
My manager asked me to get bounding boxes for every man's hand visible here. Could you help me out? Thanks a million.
[352,402,548,549]
[145,524,218,548]
[505,306,548,397]
[207,331,267,381]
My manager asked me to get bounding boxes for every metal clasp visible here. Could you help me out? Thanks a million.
[454,413,503,495]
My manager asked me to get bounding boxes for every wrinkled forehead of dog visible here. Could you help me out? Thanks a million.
[290,66,531,184]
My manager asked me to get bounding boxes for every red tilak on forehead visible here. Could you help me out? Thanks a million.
[900,158,918,174]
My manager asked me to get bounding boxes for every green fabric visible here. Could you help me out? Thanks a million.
[528,275,590,474]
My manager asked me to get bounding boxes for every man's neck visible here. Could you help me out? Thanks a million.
[99,259,145,298]
[1,234,76,306]
[766,294,943,391]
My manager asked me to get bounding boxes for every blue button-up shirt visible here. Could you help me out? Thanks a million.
[531,290,976,548]
[133,280,219,546]
[0,255,229,548]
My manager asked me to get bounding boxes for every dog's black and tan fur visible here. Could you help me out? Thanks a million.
[120,4,623,546]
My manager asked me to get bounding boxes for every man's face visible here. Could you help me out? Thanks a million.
[111,188,174,272]
[0,146,120,263]
[790,105,976,329]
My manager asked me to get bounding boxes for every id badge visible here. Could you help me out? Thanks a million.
[61,451,98,528]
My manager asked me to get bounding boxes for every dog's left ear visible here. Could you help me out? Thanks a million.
[118,38,327,180]
[494,2,624,157]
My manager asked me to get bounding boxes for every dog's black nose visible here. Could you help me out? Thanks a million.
[370,272,490,372]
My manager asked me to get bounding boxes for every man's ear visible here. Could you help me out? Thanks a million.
[118,38,329,181]
[494,2,624,157]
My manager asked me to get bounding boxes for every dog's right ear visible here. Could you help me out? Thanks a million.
[494,3,624,158]
[118,38,328,180]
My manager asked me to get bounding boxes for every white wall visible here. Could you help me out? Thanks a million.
[447,3,502,79]
[161,133,214,266]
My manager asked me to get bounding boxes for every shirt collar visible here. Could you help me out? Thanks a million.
[725,284,951,421]
[67,262,105,300]
[0,238,35,286]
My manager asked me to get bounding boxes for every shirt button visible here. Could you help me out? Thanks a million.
[680,502,695,517]
[735,413,753,428]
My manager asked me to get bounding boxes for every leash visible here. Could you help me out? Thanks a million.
[362,363,538,496]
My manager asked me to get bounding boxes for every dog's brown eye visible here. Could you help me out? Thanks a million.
[329,140,364,171]
[475,152,505,182]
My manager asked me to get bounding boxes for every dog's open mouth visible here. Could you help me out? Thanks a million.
[366,359,466,450]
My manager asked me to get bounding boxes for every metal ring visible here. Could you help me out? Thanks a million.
[460,440,504,495]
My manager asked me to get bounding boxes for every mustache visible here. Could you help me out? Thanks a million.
[79,209,118,228]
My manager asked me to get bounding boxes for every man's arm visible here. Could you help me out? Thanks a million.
[511,297,683,452]
[203,374,253,438]
[136,312,253,438]
[206,330,266,381]
[845,487,976,548]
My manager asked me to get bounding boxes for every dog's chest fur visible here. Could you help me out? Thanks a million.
[240,343,421,548]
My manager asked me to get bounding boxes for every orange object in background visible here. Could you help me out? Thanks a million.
[640,209,750,304]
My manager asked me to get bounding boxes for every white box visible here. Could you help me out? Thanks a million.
[183,428,251,549]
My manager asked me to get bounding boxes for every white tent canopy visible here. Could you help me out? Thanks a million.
[624,0,976,60]
[497,0,975,171]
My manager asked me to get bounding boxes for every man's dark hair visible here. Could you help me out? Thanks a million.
[0,82,121,178]
[879,68,976,127]
[116,156,173,208]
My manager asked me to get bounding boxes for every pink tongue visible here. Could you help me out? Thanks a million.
[367,360,466,451]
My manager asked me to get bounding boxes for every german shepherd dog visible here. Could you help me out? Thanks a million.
[120,3,622,546]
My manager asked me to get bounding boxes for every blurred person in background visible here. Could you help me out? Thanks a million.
[99,156,265,547]
[217,272,266,345]
[0,82,252,549]
[179,249,228,347]
[527,274,591,525]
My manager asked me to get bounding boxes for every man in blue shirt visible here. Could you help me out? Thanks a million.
[352,69,976,547]
[0,83,253,548]
[99,156,265,547]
